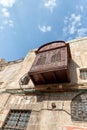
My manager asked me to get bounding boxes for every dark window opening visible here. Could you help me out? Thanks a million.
[80,69,87,80]
[51,51,61,63]
[20,75,30,85]
[2,110,31,130]
[36,55,46,65]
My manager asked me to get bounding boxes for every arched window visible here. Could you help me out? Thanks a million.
[71,93,87,121]
[51,51,61,63]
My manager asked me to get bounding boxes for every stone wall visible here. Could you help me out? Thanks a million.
[69,37,87,85]
[0,37,87,129]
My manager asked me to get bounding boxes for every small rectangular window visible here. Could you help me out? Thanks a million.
[2,110,31,130]
[80,69,87,80]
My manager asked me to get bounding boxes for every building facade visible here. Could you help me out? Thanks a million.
[0,37,87,130]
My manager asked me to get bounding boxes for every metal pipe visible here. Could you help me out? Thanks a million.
[2,89,87,95]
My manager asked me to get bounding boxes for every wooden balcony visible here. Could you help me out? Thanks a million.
[29,41,71,85]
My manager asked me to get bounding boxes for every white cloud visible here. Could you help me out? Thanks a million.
[77,28,87,38]
[64,17,68,24]
[0,8,14,28]
[63,13,81,34]
[44,0,56,12]
[3,19,14,28]
[70,14,81,24]
[38,25,51,32]
[1,8,10,18]
[76,5,83,12]
[63,14,81,35]
[80,5,83,12]
[0,0,16,30]
[63,12,87,39]
[0,0,16,7]
[0,26,4,31]
[8,20,14,27]
[69,25,76,35]
[69,14,81,35]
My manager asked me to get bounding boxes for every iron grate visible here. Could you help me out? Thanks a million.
[80,69,87,80]
[71,93,87,121]
[2,110,31,130]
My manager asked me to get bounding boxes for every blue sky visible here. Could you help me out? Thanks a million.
[0,0,87,61]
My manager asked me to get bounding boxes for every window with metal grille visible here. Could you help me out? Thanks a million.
[51,51,61,63]
[2,110,31,130]
[36,55,46,65]
[80,69,87,80]
[71,93,87,121]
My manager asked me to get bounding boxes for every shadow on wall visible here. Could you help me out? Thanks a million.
[36,59,80,102]
[69,59,79,84]
[36,92,78,102]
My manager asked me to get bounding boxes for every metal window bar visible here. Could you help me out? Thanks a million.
[2,110,31,130]
[80,69,87,80]
[71,93,87,121]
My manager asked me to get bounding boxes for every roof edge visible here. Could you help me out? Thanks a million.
[67,36,87,43]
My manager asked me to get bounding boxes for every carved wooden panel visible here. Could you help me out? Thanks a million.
[30,47,67,73]
[29,41,71,85]
[71,93,87,121]
[36,54,46,66]
[37,41,65,53]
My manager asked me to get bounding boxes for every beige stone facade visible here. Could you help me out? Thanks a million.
[0,37,87,129]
